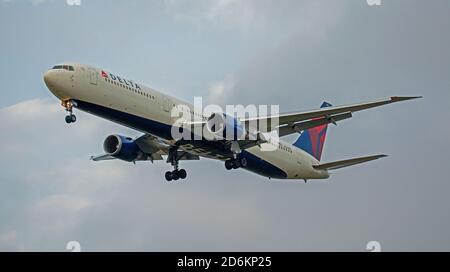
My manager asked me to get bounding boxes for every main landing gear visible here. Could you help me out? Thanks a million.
[165,147,188,182]
[62,100,76,124]
[225,156,247,170]
[165,168,187,182]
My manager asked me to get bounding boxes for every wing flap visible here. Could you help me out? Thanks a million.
[177,151,200,161]
[278,111,352,137]
[134,134,170,155]
[313,154,387,171]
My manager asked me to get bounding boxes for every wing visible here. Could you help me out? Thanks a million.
[91,134,199,162]
[135,134,199,160]
[176,96,420,155]
[182,96,420,141]
[313,154,387,171]
[242,96,421,133]
[134,133,170,158]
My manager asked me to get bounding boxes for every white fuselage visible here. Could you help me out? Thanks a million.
[44,63,329,180]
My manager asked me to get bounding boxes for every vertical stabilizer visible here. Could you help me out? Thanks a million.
[293,102,332,161]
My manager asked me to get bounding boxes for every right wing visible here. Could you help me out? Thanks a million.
[242,96,421,134]
[313,154,387,171]
[174,96,420,156]
[180,96,420,144]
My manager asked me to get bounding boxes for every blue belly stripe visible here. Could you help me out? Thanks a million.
[239,151,287,179]
[74,99,173,139]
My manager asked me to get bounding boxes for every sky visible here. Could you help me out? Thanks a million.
[0,0,449,251]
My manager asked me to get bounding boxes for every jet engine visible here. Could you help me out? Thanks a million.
[206,113,246,141]
[103,135,146,162]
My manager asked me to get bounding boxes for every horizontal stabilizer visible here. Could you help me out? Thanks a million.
[313,154,387,171]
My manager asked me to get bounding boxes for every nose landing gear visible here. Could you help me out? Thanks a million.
[62,100,76,124]
[65,114,77,124]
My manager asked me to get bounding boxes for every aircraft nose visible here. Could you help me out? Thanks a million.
[43,70,56,87]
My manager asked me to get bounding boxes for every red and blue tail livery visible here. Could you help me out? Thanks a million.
[293,102,332,161]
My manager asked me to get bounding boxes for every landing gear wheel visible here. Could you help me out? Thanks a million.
[233,159,241,169]
[225,160,233,170]
[239,157,248,168]
[165,171,173,182]
[178,169,187,179]
[172,170,180,181]
[65,114,77,124]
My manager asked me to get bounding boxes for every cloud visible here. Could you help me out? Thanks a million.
[2,0,54,5]
[0,98,58,123]
[0,98,140,250]
[0,230,18,251]
[163,0,318,33]
[0,98,281,251]
[0,98,128,160]
[29,194,92,233]
[205,0,346,105]
[204,0,271,31]
[207,74,235,105]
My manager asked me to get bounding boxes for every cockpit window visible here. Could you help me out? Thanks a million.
[52,65,74,71]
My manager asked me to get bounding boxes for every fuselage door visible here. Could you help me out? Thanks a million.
[89,68,98,85]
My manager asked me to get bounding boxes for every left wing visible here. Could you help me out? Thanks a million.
[91,134,199,162]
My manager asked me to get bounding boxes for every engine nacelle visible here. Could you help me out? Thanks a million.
[103,135,145,162]
[206,113,246,141]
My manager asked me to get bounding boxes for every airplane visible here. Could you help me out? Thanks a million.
[43,63,420,182]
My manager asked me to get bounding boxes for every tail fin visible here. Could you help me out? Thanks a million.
[293,102,332,161]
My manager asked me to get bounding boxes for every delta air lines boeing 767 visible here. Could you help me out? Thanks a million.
[43,63,420,182]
